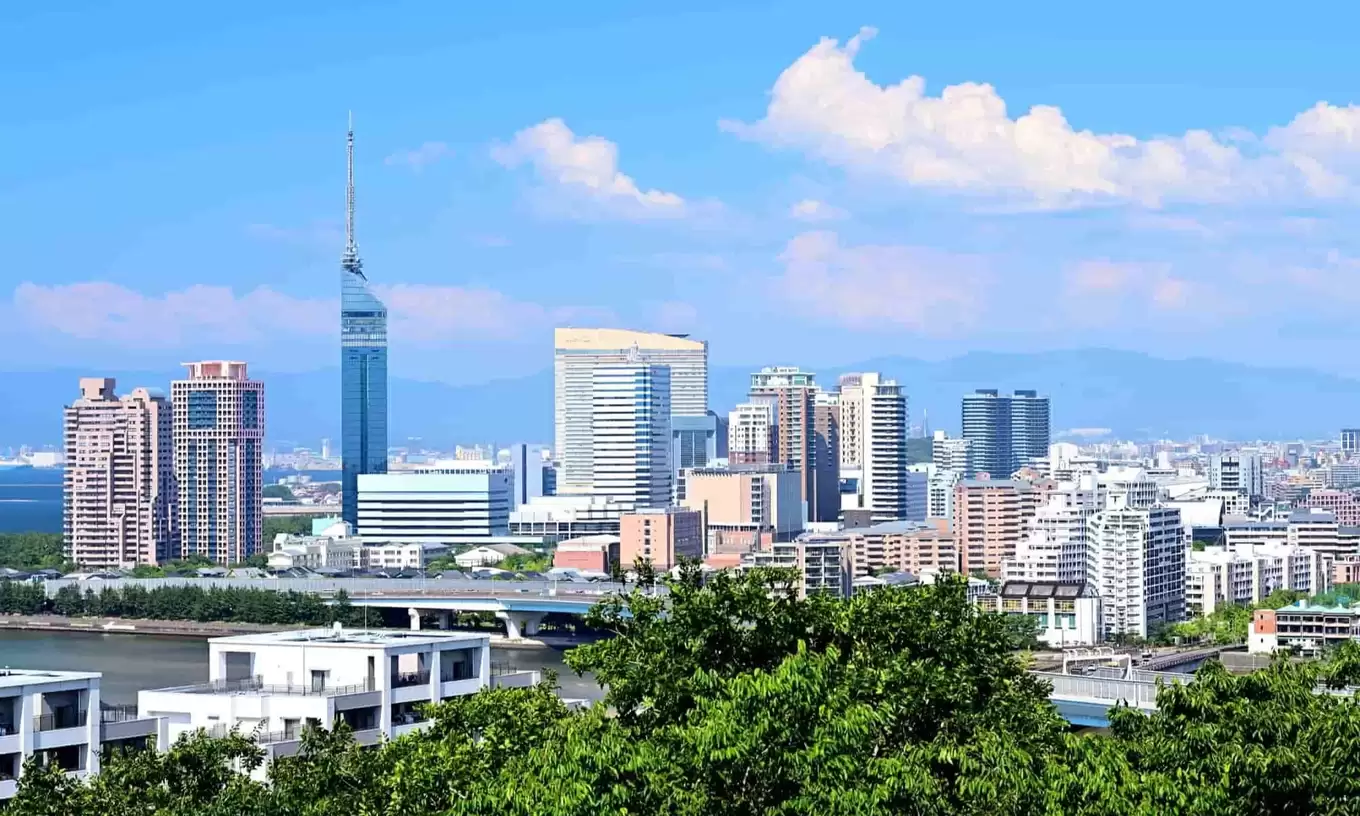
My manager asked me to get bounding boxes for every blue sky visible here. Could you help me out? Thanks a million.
[4,0,1360,384]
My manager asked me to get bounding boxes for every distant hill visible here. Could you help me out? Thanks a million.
[4,349,1356,448]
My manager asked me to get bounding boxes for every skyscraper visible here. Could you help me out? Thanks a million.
[1010,390,1051,469]
[172,361,264,564]
[63,378,176,567]
[838,373,909,522]
[554,328,706,493]
[588,361,673,511]
[960,389,1050,477]
[749,367,839,523]
[1343,429,1360,456]
[341,116,389,528]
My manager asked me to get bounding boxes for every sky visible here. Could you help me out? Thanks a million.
[4,1,1360,385]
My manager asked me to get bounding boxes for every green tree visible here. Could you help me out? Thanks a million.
[0,532,68,571]
[262,484,295,501]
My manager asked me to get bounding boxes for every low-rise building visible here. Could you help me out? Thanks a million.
[453,543,531,569]
[741,540,852,599]
[798,520,958,577]
[509,495,629,542]
[1249,603,1360,656]
[138,628,493,770]
[552,534,620,574]
[977,581,1101,648]
[619,508,702,571]
[1333,554,1360,585]
[1298,489,1360,527]
[1,669,160,800]
[681,465,803,553]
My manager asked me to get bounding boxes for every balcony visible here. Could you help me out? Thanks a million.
[34,709,87,733]
[391,670,431,689]
[161,676,376,697]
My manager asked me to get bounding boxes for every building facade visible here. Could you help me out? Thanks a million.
[554,328,706,493]
[356,471,512,546]
[681,466,804,553]
[960,389,1050,478]
[340,122,389,528]
[838,373,909,522]
[63,378,177,567]
[749,367,838,523]
[172,361,264,564]
[1187,542,1330,616]
[1087,501,1185,640]
[1208,452,1265,499]
[588,362,673,511]
[1009,390,1051,471]
[931,431,971,475]
[953,479,1044,578]
[742,540,853,599]
[619,508,703,571]
[980,582,1100,648]
[728,401,776,465]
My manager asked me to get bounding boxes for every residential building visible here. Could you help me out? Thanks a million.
[1209,452,1265,499]
[1001,477,1100,584]
[340,122,389,529]
[1,669,161,800]
[927,467,960,520]
[172,361,264,564]
[356,471,511,547]
[364,541,450,571]
[1298,489,1360,527]
[552,535,619,574]
[508,495,629,542]
[728,401,776,465]
[619,508,703,571]
[953,479,1044,577]
[1334,554,1360,585]
[979,582,1101,647]
[1010,390,1051,470]
[1250,603,1360,656]
[749,367,838,523]
[1343,429,1360,456]
[267,521,361,571]
[931,431,972,475]
[587,362,673,512]
[554,328,706,493]
[741,540,852,599]
[63,378,176,568]
[803,520,957,577]
[811,391,842,523]
[1087,484,1185,639]
[838,373,909,522]
[137,629,494,769]
[453,543,532,569]
[681,466,804,553]
[1187,542,1331,616]
[672,413,721,474]
[904,465,929,522]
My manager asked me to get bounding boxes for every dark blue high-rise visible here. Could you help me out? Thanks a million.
[341,117,388,526]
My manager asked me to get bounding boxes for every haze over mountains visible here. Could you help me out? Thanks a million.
[5,349,1357,449]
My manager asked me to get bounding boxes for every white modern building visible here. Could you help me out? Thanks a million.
[356,470,511,546]
[1,669,160,800]
[1002,477,1100,584]
[1209,452,1265,499]
[63,378,177,568]
[1187,542,1331,616]
[138,628,495,769]
[1087,491,1186,640]
[453,543,532,569]
[268,520,448,572]
[979,581,1101,647]
[586,362,673,512]
[509,494,631,541]
[931,431,971,476]
[555,328,706,493]
[742,539,852,599]
[926,466,960,520]
[728,400,776,465]
[838,373,909,522]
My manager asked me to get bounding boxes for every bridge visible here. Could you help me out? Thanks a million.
[346,594,618,638]
[1034,669,1187,727]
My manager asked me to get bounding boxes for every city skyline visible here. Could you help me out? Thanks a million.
[5,4,1360,387]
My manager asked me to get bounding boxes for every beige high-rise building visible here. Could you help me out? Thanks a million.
[953,479,1044,578]
[63,378,177,568]
[681,466,804,553]
[749,367,839,523]
[172,361,264,565]
[554,328,707,494]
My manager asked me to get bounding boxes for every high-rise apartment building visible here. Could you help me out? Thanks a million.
[63,378,176,567]
[1088,497,1185,640]
[728,401,776,465]
[960,389,1050,477]
[838,373,908,522]
[587,362,673,512]
[341,119,388,528]
[554,328,706,493]
[931,430,971,475]
[749,367,839,523]
[172,362,264,564]
[1209,452,1264,499]
[953,479,1044,577]
[1002,477,1100,584]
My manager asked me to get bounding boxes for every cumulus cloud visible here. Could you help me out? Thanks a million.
[1065,260,1198,312]
[789,198,847,222]
[724,27,1360,207]
[492,118,686,219]
[384,141,451,171]
[774,231,986,334]
[11,281,585,348]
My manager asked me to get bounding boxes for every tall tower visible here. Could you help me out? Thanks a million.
[341,115,389,527]
[961,389,1012,478]
[172,362,263,564]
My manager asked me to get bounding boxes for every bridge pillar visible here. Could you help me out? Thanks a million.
[408,608,421,631]
[437,611,453,630]
[497,611,545,639]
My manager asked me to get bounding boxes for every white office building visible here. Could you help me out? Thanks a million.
[838,373,909,522]
[138,629,499,770]
[356,471,511,546]
[585,362,672,512]
[980,582,1102,648]
[1209,452,1265,498]
[1,669,160,800]
[555,328,706,493]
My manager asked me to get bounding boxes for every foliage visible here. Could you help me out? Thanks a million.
[15,570,1360,814]
[262,484,295,501]
[499,552,553,573]
[1312,583,1360,607]
[262,516,313,542]
[1165,589,1307,645]
[0,532,69,571]
[0,580,365,627]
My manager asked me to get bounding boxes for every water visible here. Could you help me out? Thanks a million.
[0,630,601,704]
[0,467,339,534]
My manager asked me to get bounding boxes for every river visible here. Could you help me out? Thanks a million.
[0,630,602,704]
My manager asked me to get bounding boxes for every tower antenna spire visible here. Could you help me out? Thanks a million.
[345,111,357,262]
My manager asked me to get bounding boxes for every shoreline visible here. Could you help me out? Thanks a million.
[0,614,593,650]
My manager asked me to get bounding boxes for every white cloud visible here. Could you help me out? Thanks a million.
[492,118,687,219]
[789,198,847,222]
[774,231,985,334]
[11,281,586,348]
[384,141,451,171]
[1065,260,1199,312]
[725,28,1360,208]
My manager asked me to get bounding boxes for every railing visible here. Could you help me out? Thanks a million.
[99,704,143,724]
[165,675,376,697]
[38,576,638,599]
[1035,672,1161,708]
[34,709,88,732]
[391,670,430,688]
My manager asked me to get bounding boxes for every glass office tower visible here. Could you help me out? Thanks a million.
[341,120,388,526]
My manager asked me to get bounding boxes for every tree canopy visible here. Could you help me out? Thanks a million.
[8,568,1360,815]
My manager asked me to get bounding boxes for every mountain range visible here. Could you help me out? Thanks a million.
[3,349,1356,449]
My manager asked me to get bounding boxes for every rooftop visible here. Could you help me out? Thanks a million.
[1277,602,1360,615]
[999,581,1090,599]
[209,627,488,650]
[0,668,101,690]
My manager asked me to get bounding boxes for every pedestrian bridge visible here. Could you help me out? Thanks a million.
[1034,669,1189,727]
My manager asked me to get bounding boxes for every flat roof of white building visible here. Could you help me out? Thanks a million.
[209,628,488,650]
[0,668,101,690]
